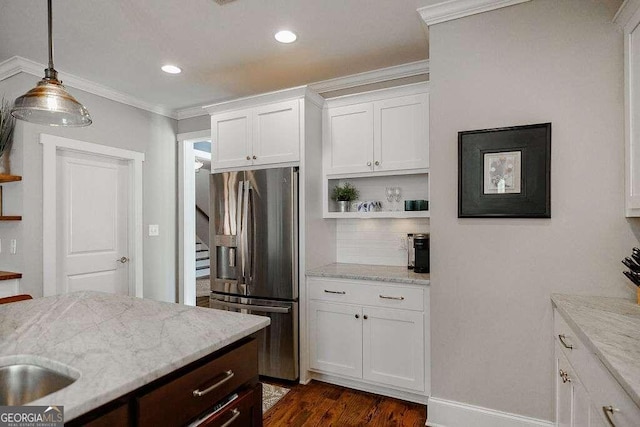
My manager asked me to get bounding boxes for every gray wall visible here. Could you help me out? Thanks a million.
[0,72,178,303]
[429,0,639,421]
[178,115,210,134]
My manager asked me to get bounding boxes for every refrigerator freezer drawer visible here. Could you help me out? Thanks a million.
[210,294,299,381]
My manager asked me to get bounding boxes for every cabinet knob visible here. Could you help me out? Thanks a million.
[355,314,360,319]
[374,160,380,166]
[246,156,251,161]
[367,161,372,167]
[253,155,257,160]
[363,315,368,320]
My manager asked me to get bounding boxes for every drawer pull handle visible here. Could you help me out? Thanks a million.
[192,370,235,397]
[324,290,346,295]
[602,406,619,426]
[558,334,573,350]
[379,295,405,300]
[220,408,240,427]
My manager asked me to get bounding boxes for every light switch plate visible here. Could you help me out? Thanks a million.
[148,224,159,236]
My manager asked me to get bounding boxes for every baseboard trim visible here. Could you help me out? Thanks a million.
[426,397,553,427]
[309,371,428,404]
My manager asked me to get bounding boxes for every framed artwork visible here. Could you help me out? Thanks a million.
[458,123,551,218]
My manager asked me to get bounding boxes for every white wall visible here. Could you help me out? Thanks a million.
[0,72,178,302]
[429,0,640,421]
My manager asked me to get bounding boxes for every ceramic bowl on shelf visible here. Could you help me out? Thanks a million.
[356,201,382,212]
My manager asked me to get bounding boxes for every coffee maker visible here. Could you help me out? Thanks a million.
[413,234,430,273]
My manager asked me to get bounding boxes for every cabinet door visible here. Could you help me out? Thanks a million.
[253,100,300,165]
[362,307,424,391]
[572,375,591,427]
[373,93,429,172]
[325,103,374,175]
[556,350,572,427]
[626,20,640,215]
[309,301,362,378]
[211,109,252,170]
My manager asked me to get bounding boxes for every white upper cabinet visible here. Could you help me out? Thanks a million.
[253,100,300,166]
[211,108,253,170]
[617,1,640,216]
[325,104,374,174]
[207,87,319,171]
[323,83,429,176]
[374,93,429,172]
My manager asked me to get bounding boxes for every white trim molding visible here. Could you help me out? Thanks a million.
[418,0,531,26]
[40,134,145,299]
[177,130,211,307]
[175,61,430,119]
[614,0,640,27]
[309,60,429,94]
[426,397,553,427]
[0,56,176,119]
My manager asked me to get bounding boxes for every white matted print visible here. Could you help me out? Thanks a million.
[483,151,521,194]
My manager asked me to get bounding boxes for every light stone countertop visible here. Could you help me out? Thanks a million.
[306,263,430,285]
[551,294,640,407]
[0,291,269,421]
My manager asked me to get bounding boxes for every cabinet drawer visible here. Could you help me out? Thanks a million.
[308,278,424,311]
[137,339,258,427]
[193,384,262,427]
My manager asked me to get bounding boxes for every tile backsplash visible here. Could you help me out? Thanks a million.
[336,218,430,266]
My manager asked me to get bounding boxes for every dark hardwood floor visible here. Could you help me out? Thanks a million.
[263,380,427,427]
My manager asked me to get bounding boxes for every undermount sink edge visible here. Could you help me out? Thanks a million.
[0,355,81,406]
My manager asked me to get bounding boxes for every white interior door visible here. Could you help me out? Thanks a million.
[56,150,130,295]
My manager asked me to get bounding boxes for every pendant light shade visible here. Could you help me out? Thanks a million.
[11,0,91,127]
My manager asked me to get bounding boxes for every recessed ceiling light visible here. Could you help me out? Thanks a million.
[161,65,182,74]
[275,30,297,44]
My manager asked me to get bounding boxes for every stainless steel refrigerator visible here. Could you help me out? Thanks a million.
[209,167,298,380]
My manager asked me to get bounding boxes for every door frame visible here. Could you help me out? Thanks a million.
[41,134,145,297]
[177,129,211,306]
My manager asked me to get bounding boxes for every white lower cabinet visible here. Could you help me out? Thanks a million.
[309,301,362,378]
[307,277,429,398]
[554,309,640,427]
[362,307,424,391]
[556,346,594,427]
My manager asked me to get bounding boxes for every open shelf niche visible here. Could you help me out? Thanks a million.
[324,173,429,219]
[0,174,22,221]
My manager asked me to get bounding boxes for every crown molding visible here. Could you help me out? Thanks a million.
[308,59,429,94]
[0,56,177,119]
[175,60,430,119]
[614,0,640,28]
[418,0,531,26]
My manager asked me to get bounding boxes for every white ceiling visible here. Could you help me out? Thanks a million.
[0,0,431,112]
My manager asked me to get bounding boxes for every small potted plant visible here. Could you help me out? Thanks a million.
[331,182,359,212]
[0,98,15,175]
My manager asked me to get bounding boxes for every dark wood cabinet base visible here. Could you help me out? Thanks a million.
[66,337,262,427]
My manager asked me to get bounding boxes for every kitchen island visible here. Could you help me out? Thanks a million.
[0,291,269,425]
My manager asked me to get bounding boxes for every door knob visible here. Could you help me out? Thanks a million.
[252,155,257,160]
[367,161,372,167]
[116,256,129,264]
[246,155,251,160]
[374,160,380,166]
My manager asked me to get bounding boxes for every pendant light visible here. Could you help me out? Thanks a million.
[11,0,92,127]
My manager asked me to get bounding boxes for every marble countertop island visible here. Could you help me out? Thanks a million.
[0,291,269,421]
[551,294,640,407]
[307,263,430,285]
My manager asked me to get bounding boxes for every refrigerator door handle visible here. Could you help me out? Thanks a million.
[241,180,249,283]
[212,300,291,314]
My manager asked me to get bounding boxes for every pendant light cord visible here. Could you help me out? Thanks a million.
[48,0,53,70]
[45,0,57,80]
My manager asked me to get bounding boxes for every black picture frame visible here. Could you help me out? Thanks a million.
[458,123,551,218]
